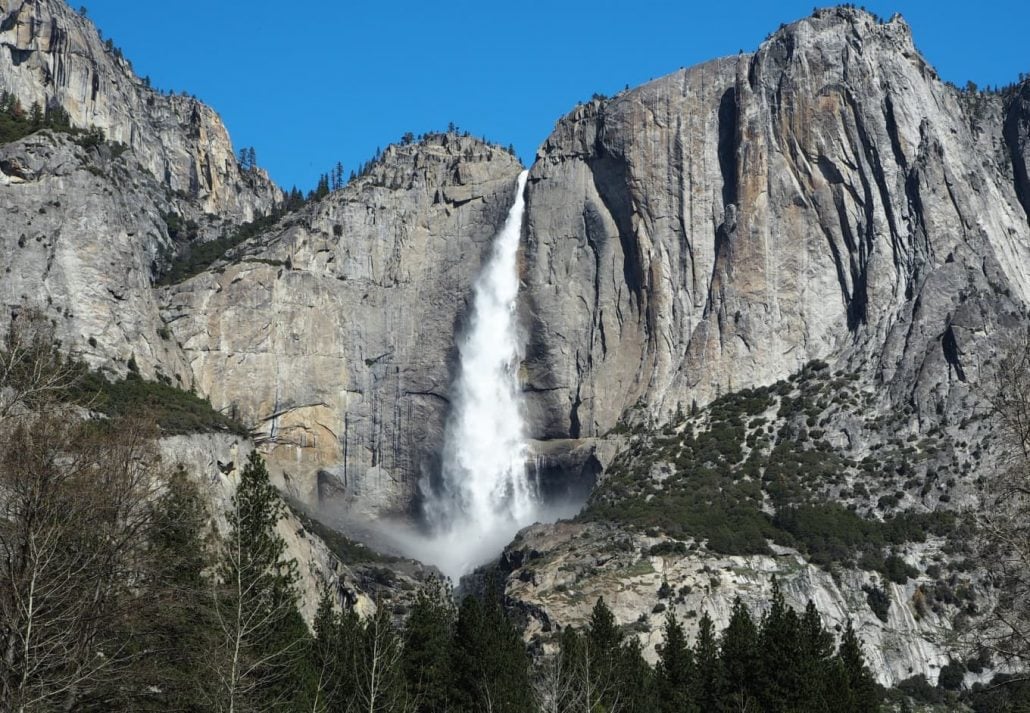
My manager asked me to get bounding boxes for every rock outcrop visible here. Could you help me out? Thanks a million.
[158,432,434,623]
[161,136,523,516]
[0,0,285,378]
[502,521,966,688]
[503,7,1030,688]
[0,131,196,379]
[521,7,1030,441]
[0,0,280,221]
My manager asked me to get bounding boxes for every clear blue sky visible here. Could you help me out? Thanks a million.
[79,0,1029,192]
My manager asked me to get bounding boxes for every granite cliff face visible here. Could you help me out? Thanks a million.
[0,0,279,221]
[3,0,1030,687]
[0,0,284,378]
[503,7,1030,687]
[521,8,1030,442]
[0,0,527,524]
[0,131,196,379]
[161,137,523,516]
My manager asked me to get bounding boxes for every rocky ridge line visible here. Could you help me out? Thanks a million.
[0,0,281,222]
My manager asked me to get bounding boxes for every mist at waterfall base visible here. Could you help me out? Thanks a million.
[392,170,560,583]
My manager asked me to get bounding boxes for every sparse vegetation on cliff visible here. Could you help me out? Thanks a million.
[67,366,250,435]
[156,209,286,286]
[582,361,961,580]
[0,91,105,146]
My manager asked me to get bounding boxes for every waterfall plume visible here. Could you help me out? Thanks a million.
[412,170,539,581]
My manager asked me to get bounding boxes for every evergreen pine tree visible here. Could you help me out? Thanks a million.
[402,580,454,713]
[585,597,623,710]
[133,469,216,712]
[285,186,305,212]
[692,611,721,711]
[798,600,835,709]
[312,174,330,200]
[656,611,697,713]
[451,592,533,713]
[756,578,804,712]
[587,597,621,659]
[719,597,759,712]
[310,585,359,713]
[29,101,43,128]
[834,620,881,713]
[618,636,657,713]
[211,451,314,712]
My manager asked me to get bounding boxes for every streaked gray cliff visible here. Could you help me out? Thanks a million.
[0,0,279,221]
[521,8,1030,441]
[161,137,523,515]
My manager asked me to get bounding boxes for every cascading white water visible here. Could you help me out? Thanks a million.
[415,170,539,581]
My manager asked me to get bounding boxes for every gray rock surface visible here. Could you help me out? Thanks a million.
[502,521,964,687]
[505,7,1030,688]
[161,136,523,516]
[0,0,280,221]
[521,7,1030,441]
[0,0,512,624]
[0,0,283,378]
[3,0,1030,686]
[158,433,434,623]
[0,131,195,379]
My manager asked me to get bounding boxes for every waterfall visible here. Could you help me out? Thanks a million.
[419,170,538,581]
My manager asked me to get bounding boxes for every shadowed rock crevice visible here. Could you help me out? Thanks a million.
[941,323,966,382]
[587,144,643,303]
[717,87,739,208]
[1004,82,1030,226]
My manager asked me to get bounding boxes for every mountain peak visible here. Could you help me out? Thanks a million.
[0,0,280,221]
[348,131,521,195]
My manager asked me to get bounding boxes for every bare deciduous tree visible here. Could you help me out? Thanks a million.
[0,310,167,712]
[532,635,622,713]
[977,332,1030,671]
[351,604,414,713]
[533,653,577,713]
[0,312,81,424]
[0,405,160,712]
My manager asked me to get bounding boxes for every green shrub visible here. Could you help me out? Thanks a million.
[157,211,286,286]
[66,368,248,436]
[883,554,919,584]
[580,361,958,570]
[894,675,944,704]
[865,584,890,622]
[938,661,965,691]
[0,93,113,148]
